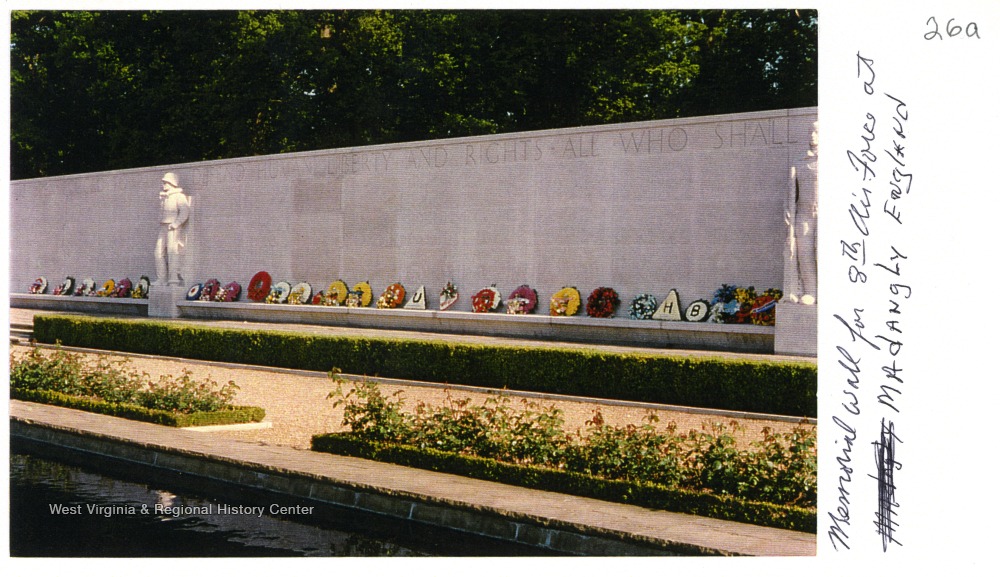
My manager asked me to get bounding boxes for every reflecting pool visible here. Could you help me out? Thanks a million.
[9,451,552,557]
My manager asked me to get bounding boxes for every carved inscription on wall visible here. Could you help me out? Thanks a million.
[327,151,392,175]
[618,128,689,154]
[465,139,543,165]
[297,112,809,177]
[711,117,800,149]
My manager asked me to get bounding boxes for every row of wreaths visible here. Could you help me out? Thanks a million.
[187,272,783,325]
[29,276,150,299]
[28,273,782,325]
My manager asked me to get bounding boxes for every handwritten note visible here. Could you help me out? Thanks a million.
[827,50,912,552]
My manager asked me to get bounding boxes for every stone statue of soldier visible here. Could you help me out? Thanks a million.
[784,122,818,305]
[154,172,191,286]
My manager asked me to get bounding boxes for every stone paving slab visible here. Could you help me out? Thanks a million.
[9,400,815,556]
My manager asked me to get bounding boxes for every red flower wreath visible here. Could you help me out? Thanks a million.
[247,271,272,302]
[586,287,620,318]
[472,286,502,313]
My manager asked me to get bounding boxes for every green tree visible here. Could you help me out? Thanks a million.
[678,9,818,115]
[10,9,816,180]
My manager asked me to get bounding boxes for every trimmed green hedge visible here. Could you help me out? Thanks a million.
[33,314,816,417]
[12,388,266,427]
[312,432,816,533]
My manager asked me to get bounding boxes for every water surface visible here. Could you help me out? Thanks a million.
[10,451,550,557]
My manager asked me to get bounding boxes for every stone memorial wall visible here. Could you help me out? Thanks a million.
[10,108,817,353]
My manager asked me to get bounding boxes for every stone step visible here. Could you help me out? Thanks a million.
[10,322,34,342]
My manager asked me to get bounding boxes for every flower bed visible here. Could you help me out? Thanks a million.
[9,345,265,427]
[313,380,816,532]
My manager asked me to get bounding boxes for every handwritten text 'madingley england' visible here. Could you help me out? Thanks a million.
[828,51,910,552]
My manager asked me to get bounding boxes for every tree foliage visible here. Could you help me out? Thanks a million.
[10,9,817,179]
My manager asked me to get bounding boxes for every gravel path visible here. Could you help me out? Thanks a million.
[10,345,814,451]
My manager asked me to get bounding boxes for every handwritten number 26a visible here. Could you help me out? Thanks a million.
[925,17,981,40]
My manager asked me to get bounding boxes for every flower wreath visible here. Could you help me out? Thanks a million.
[707,302,727,324]
[683,299,710,322]
[750,288,783,326]
[731,286,758,324]
[472,285,502,313]
[628,294,658,320]
[199,279,221,301]
[506,285,538,314]
[377,283,406,309]
[114,278,133,298]
[288,282,312,305]
[709,284,739,324]
[708,284,782,324]
[29,277,48,294]
[75,278,96,297]
[186,283,204,301]
[247,271,272,302]
[346,282,373,307]
[98,279,117,297]
[586,287,620,318]
[131,276,150,299]
[316,280,349,306]
[265,281,292,304]
[216,282,242,302]
[549,287,581,316]
[53,277,75,296]
[439,282,459,311]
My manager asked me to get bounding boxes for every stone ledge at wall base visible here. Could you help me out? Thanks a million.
[147,284,190,318]
[177,300,775,354]
[773,302,817,357]
[10,294,149,317]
